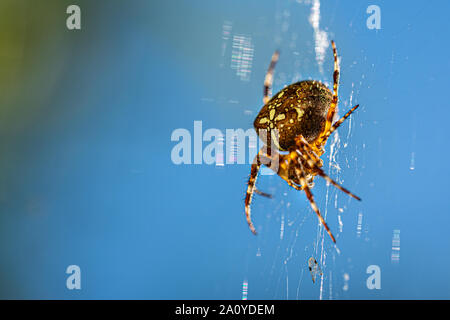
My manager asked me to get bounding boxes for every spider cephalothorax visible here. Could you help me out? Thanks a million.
[245,41,361,243]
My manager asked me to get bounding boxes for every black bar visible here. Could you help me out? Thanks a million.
[0,300,448,319]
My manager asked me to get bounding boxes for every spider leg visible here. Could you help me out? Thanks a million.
[285,180,304,191]
[273,154,304,191]
[319,104,360,146]
[244,148,274,234]
[325,41,340,133]
[296,136,361,201]
[317,40,340,147]
[253,150,273,199]
[263,50,280,104]
[245,153,262,235]
[291,151,336,243]
[254,188,273,199]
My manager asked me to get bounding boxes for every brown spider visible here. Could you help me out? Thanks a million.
[244,41,361,243]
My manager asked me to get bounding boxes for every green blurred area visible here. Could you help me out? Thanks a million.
[0,1,100,136]
[0,1,68,295]
[1,1,61,124]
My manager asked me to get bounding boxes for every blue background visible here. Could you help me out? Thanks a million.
[0,0,449,299]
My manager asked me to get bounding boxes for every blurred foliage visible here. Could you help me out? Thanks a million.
[0,0,74,134]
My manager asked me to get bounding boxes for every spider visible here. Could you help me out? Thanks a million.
[244,41,361,243]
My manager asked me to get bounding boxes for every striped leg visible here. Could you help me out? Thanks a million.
[263,50,280,104]
[296,136,361,201]
[244,148,273,235]
[254,188,273,198]
[317,40,340,146]
[292,154,336,243]
[276,154,305,191]
[245,154,261,235]
[285,179,304,191]
[320,104,360,145]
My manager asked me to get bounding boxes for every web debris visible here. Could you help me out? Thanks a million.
[308,257,323,283]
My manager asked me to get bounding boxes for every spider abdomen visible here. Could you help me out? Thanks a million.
[254,80,332,151]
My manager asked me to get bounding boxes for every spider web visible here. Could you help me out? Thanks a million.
[232,0,367,300]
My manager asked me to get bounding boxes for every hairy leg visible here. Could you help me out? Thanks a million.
[263,50,280,104]
[292,154,337,243]
[296,136,361,201]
